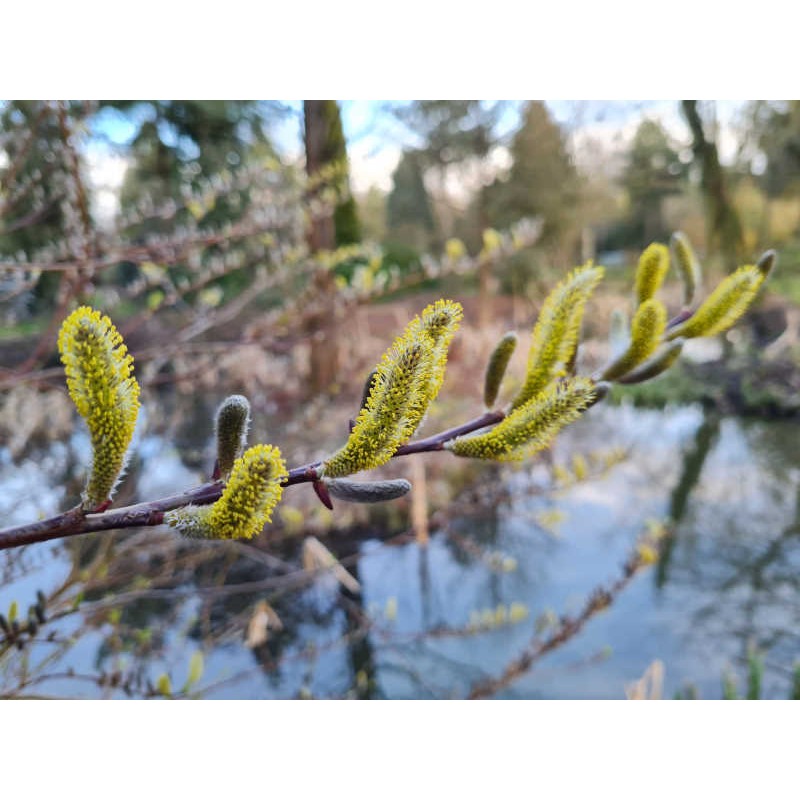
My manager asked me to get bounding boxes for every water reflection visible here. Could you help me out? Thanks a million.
[1,402,799,698]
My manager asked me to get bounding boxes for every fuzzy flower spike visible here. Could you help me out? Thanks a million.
[510,263,604,410]
[58,306,141,511]
[166,444,287,540]
[666,264,766,340]
[449,377,597,462]
[322,299,462,478]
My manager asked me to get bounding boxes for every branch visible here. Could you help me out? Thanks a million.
[0,409,508,551]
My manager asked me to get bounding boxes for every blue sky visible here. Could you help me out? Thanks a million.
[86,100,749,215]
[258,101,748,192]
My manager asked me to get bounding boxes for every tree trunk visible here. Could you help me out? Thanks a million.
[304,101,340,394]
[477,178,494,329]
[681,100,744,263]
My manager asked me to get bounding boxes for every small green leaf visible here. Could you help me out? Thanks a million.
[147,290,165,311]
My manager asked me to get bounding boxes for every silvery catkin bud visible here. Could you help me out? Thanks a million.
[215,395,251,480]
[757,249,777,280]
[325,478,412,503]
[483,332,517,408]
[671,231,702,307]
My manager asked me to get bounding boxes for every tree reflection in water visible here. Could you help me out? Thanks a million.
[1,403,799,698]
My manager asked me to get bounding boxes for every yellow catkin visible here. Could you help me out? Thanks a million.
[166,444,287,540]
[511,264,604,410]
[416,299,463,406]
[448,377,597,462]
[667,265,765,340]
[57,306,140,510]
[671,231,702,306]
[617,339,685,385]
[635,243,670,305]
[322,300,461,478]
[483,332,518,408]
[601,298,667,381]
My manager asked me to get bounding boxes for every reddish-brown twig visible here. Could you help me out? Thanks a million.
[0,409,507,551]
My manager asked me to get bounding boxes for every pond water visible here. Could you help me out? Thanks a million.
[1,401,799,699]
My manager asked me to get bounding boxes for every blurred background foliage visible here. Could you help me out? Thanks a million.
[4,100,800,337]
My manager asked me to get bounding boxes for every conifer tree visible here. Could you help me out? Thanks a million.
[486,101,579,250]
[386,150,435,251]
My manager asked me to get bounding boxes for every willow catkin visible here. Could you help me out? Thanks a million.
[667,265,765,340]
[601,298,667,381]
[511,264,604,410]
[635,243,670,305]
[57,306,140,510]
[325,478,412,503]
[483,332,518,408]
[757,249,777,279]
[616,339,685,384]
[322,300,462,478]
[166,444,287,540]
[671,231,702,307]
[215,394,251,480]
[449,377,597,462]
